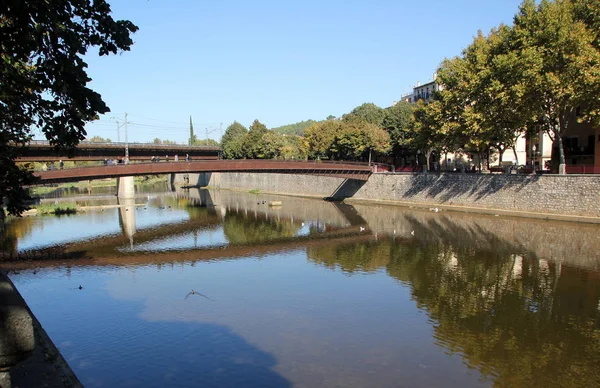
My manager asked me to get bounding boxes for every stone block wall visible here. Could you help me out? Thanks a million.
[351,173,600,217]
[177,172,600,218]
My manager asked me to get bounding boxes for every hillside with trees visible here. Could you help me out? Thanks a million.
[271,120,319,136]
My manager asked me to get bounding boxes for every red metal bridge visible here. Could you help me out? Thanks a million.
[33,160,373,183]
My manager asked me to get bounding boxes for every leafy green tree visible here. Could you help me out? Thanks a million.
[509,0,600,173]
[342,103,386,126]
[243,119,269,159]
[331,119,390,161]
[304,120,340,159]
[383,102,416,162]
[280,135,307,160]
[261,131,285,159]
[0,0,138,220]
[221,121,248,159]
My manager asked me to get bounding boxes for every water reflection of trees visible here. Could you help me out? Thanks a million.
[223,212,301,245]
[0,217,36,252]
[308,238,600,387]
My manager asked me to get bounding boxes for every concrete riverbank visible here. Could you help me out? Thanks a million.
[0,271,82,388]
[175,172,600,222]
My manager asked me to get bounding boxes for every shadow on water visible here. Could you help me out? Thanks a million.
[30,286,291,388]
[90,320,291,388]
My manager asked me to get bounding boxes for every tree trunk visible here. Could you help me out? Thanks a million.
[555,127,566,174]
[0,207,5,233]
[512,147,519,166]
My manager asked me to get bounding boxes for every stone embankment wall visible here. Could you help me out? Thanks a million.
[173,172,600,218]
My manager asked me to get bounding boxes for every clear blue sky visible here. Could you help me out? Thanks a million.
[73,0,525,143]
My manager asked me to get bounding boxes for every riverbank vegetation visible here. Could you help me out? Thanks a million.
[34,203,78,216]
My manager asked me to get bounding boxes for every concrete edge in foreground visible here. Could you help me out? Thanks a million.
[1,272,82,388]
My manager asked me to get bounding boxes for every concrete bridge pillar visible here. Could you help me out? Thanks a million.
[117,197,137,248]
[116,176,135,199]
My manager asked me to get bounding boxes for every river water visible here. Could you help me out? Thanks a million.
[2,188,599,387]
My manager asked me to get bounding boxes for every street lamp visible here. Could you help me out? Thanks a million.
[532,144,537,169]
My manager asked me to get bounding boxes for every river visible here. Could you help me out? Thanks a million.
[2,188,599,387]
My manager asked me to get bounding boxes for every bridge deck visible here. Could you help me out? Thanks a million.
[33,160,372,183]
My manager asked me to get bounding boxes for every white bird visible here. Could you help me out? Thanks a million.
[301,222,305,227]
[411,230,415,236]
[359,226,365,232]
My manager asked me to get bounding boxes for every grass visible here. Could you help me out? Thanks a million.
[29,179,115,196]
[34,203,78,215]
[248,189,261,194]
[134,175,168,185]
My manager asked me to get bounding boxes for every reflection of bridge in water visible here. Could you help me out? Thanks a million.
[3,189,600,273]
[1,189,372,266]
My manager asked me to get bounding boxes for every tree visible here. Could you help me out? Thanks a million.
[261,131,285,159]
[243,119,269,159]
[382,102,416,163]
[152,138,176,145]
[509,0,600,173]
[279,135,307,160]
[193,139,219,147]
[189,116,196,145]
[0,0,138,219]
[88,136,112,143]
[304,119,340,159]
[330,119,390,161]
[342,103,386,126]
[221,121,247,159]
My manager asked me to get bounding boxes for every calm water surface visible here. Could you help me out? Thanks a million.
[2,189,600,387]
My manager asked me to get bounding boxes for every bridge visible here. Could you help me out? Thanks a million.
[16,140,220,162]
[32,160,372,185]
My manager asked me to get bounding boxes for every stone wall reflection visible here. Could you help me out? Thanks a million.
[351,204,600,270]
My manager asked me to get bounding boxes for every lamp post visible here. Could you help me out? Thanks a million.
[532,144,537,169]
